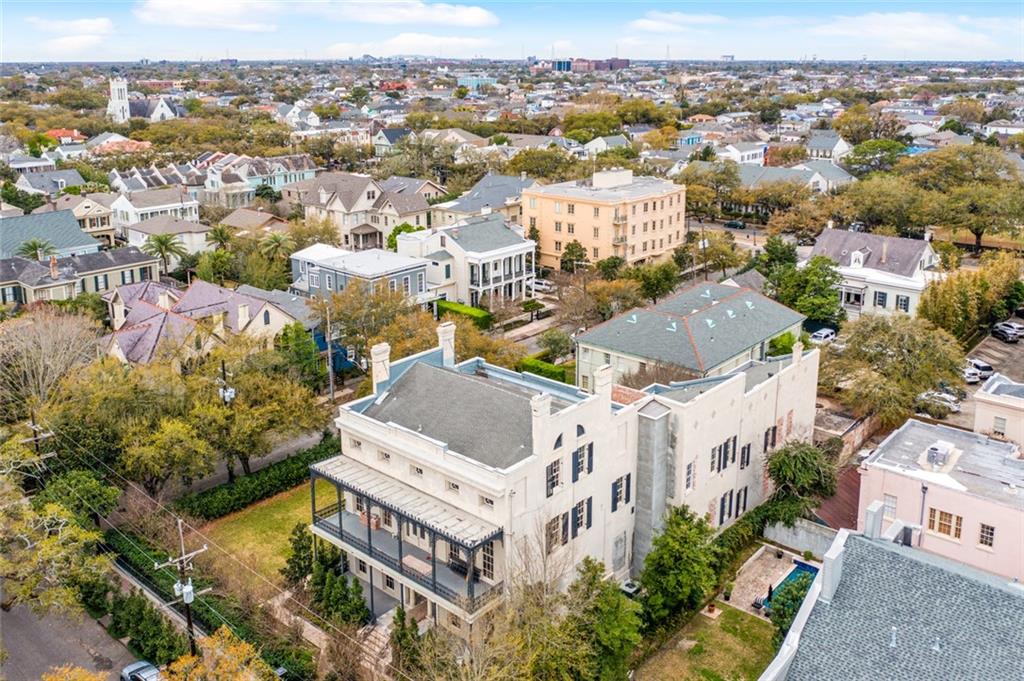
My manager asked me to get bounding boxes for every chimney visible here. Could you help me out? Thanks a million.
[530,392,552,443]
[237,303,250,328]
[436,321,456,367]
[827,219,834,230]
[791,341,803,366]
[881,241,889,264]
[864,500,884,539]
[370,342,391,392]
[481,204,492,215]
[819,529,849,604]
[593,364,612,401]
[520,171,527,181]
[157,291,172,309]
[49,255,59,279]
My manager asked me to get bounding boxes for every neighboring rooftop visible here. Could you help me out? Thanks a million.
[865,419,1023,504]
[128,215,210,235]
[440,213,530,253]
[810,228,932,278]
[525,169,679,201]
[292,244,426,278]
[439,173,535,214]
[979,373,1024,399]
[0,210,100,259]
[576,283,805,374]
[785,533,1024,681]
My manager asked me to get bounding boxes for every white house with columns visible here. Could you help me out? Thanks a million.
[308,322,820,638]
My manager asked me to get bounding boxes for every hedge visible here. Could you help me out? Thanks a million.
[175,436,338,521]
[519,356,569,383]
[105,529,316,679]
[437,300,493,329]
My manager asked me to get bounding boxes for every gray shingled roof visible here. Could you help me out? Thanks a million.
[576,283,805,374]
[235,284,317,330]
[18,169,85,194]
[443,213,528,253]
[810,228,930,278]
[806,130,844,151]
[787,534,1024,681]
[444,173,535,214]
[0,210,99,259]
[363,362,540,469]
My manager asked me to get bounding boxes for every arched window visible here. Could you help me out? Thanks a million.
[553,435,563,450]
[263,309,271,325]
[576,425,586,437]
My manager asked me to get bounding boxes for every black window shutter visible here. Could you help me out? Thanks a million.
[624,473,631,504]
[571,506,579,538]
[763,429,769,453]
[587,443,593,473]
[546,464,554,498]
[611,481,619,512]
[728,490,734,518]
[771,426,777,448]
[586,497,592,528]
[731,436,737,463]
[561,512,569,544]
[719,494,726,525]
[572,452,580,483]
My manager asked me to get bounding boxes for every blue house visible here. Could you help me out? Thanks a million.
[290,244,438,307]
[0,210,101,260]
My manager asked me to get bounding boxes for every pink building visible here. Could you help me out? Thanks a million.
[858,419,1024,582]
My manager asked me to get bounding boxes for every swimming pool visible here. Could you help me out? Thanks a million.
[767,560,818,604]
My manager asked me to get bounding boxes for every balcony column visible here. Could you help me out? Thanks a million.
[309,475,316,520]
[466,545,476,600]
[368,565,375,617]
[430,530,437,593]
[365,497,373,553]
[337,483,344,543]
[397,517,404,574]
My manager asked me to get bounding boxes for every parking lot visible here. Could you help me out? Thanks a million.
[944,334,1024,430]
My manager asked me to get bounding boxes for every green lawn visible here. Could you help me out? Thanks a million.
[201,478,333,583]
[637,603,777,681]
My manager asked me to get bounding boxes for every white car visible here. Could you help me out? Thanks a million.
[809,328,837,344]
[966,358,994,378]
[531,279,554,293]
[121,662,161,681]
[917,391,961,413]
[1001,320,1024,336]
[962,365,981,384]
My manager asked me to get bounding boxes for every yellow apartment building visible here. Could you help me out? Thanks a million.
[521,169,687,270]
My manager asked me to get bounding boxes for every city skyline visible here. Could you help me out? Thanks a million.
[3,1,1024,63]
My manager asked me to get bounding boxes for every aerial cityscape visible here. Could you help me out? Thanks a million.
[1,1,1024,680]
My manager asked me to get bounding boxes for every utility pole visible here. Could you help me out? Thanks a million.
[218,360,237,482]
[155,519,209,657]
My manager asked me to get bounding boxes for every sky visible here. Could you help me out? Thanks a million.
[2,1,1024,63]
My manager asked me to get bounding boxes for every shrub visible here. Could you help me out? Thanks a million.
[518,356,569,383]
[437,300,492,330]
[175,437,338,521]
[109,590,187,665]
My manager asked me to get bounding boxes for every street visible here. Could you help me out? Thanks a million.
[0,606,136,681]
[694,219,770,252]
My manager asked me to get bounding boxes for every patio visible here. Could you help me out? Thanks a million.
[728,543,813,618]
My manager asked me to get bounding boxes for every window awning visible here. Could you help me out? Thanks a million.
[312,456,502,548]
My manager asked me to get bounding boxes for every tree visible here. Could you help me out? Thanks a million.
[347,86,369,107]
[641,125,678,151]
[768,571,813,643]
[639,506,717,626]
[756,235,797,274]
[589,279,645,322]
[930,182,1024,253]
[1,182,46,212]
[195,249,236,285]
[841,175,926,237]
[313,566,370,625]
[505,148,576,181]
[258,231,295,261]
[237,251,289,290]
[820,315,964,427]
[595,256,626,281]
[141,233,188,274]
[843,139,906,176]
[766,442,837,511]
[164,626,276,680]
[15,237,56,259]
[699,230,744,278]
[121,418,215,497]
[895,144,1020,194]
[832,103,873,144]
[33,470,120,528]
[766,145,807,167]
[566,557,642,681]
[0,307,100,420]
[768,256,843,325]
[288,215,342,250]
[42,667,106,681]
[627,261,679,303]
[385,222,425,250]
[918,252,1022,339]
[560,239,589,273]
[389,606,421,677]
[453,85,470,99]
[677,161,740,208]
[938,97,986,124]
[275,322,327,390]
[538,328,572,362]
[309,279,411,363]
[522,298,544,322]
[205,224,235,251]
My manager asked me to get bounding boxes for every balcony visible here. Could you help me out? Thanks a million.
[310,459,504,615]
[612,234,627,245]
[612,213,627,225]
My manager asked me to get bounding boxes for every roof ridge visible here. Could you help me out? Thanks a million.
[681,317,705,371]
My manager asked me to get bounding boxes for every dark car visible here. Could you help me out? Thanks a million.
[724,219,746,229]
[992,324,1019,343]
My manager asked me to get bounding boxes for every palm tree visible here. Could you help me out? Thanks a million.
[206,224,235,251]
[141,233,188,275]
[15,238,56,260]
[259,232,296,261]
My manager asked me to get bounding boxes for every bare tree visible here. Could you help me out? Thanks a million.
[618,361,699,389]
[0,308,101,419]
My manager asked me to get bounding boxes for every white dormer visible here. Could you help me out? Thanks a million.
[850,249,867,268]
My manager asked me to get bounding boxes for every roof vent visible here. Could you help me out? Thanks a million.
[745,301,754,310]
[700,288,711,298]
[705,319,715,329]
[666,321,677,332]
[626,314,637,324]
[926,440,954,468]
[726,309,736,319]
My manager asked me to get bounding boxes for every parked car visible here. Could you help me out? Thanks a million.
[797,236,816,246]
[939,382,968,400]
[1001,320,1024,336]
[531,279,554,293]
[966,358,994,378]
[992,322,1020,343]
[848,221,866,232]
[916,391,961,414]
[809,328,837,344]
[121,662,161,681]
[724,219,746,229]
[962,365,981,384]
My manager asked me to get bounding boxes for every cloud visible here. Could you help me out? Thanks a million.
[312,1,498,27]
[629,11,726,32]
[27,16,114,35]
[134,0,278,32]
[41,34,105,55]
[809,12,998,55]
[326,32,492,58]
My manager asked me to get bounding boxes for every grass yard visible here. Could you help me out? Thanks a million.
[200,478,333,583]
[637,602,777,681]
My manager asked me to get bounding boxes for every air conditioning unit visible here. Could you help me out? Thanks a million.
[926,440,954,467]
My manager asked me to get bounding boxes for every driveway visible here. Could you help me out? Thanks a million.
[1,606,136,680]
[943,335,1024,430]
